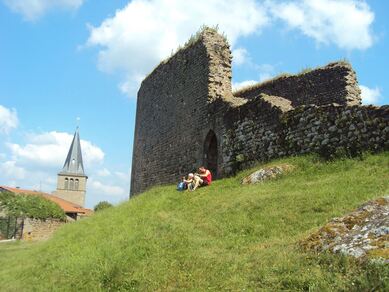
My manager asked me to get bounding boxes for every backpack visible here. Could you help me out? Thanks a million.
[177,181,186,191]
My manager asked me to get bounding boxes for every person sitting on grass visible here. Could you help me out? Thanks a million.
[182,173,196,191]
[198,166,212,186]
[191,166,212,191]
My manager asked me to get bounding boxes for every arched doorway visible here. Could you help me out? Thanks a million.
[204,130,218,178]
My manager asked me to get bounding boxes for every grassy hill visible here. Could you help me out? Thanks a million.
[1,153,389,291]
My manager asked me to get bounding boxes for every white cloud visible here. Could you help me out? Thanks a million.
[97,168,111,177]
[0,105,18,134]
[232,80,257,91]
[232,63,278,91]
[86,0,376,98]
[2,0,85,21]
[256,64,276,82]
[360,85,381,104]
[86,170,130,205]
[89,179,126,197]
[259,72,273,82]
[115,171,131,181]
[232,47,250,66]
[119,73,146,96]
[1,130,105,202]
[6,131,104,169]
[0,161,26,180]
[85,0,376,98]
[0,124,130,207]
[86,0,269,98]
[269,0,375,50]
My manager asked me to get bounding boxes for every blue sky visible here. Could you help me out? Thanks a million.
[0,0,388,208]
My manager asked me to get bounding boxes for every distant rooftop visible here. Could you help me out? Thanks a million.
[0,186,92,215]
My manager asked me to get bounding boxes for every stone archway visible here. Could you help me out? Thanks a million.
[204,130,218,178]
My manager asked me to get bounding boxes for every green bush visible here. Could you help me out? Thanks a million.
[0,191,65,220]
[94,201,113,212]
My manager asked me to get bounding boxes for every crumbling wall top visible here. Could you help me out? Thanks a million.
[139,27,235,105]
[233,61,362,107]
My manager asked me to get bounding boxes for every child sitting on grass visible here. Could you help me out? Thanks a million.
[183,173,196,191]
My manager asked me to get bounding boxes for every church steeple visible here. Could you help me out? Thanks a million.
[60,128,85,176]
[53,127,88,207]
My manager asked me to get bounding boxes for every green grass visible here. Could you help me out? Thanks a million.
[1,153,389,291]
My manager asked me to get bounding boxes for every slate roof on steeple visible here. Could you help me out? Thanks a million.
[59,128,86,176]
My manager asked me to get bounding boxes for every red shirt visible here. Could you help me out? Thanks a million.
[203,170,212,185]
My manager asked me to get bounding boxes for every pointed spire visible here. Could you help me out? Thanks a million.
[60,127,86,176]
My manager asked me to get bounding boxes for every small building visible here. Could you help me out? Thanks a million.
[0,186,93,220]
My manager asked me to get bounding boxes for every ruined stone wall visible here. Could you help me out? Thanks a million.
[22,218,65,241]
[220,94,292,175]
[130,28,388,196]
[222,101,389,174]
[233,62,361,107]
[282,104,389,157]
[130,29,234,195]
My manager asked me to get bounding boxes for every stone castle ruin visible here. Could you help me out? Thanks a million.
[130,28,389,196]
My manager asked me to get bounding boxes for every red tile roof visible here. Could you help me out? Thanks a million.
[0,186,93,215]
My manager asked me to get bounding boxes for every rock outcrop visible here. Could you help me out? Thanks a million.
[241,164,293,184]
[302,196,389,263]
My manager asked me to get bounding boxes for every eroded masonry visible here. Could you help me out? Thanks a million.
[130,28,389,196]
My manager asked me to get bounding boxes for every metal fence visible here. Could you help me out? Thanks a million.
[0,216,24,240]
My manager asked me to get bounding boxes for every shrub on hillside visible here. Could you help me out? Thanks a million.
[0,191,65,220]
[94,201,113,212]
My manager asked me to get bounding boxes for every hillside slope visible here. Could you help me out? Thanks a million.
[1,153,389,291]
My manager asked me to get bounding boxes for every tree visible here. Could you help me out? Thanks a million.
[94,201,113,212]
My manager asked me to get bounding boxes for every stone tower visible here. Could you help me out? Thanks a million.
[53,128,88,206]
[130,27,241,196]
